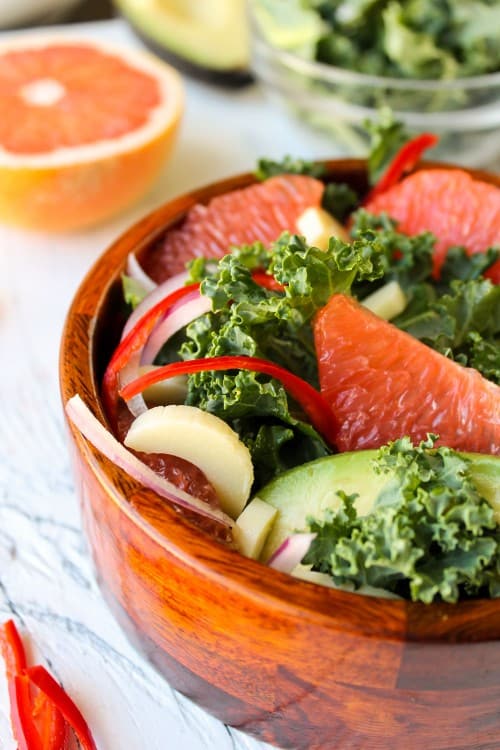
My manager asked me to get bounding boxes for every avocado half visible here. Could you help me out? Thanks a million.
[115,0,253,86]
[258,451,500,562]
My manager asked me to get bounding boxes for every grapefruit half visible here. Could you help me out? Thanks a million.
[364,168,500,283]
[314,294,500,455]
[0,35,183,231]
[145,174,324,279]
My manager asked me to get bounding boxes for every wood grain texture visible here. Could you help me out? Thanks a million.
[60,160,500,750]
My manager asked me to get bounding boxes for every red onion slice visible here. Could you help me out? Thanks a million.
[119,351,148,418]
[119,293,211,417]
[268,533,317,574]
[65,395,233,528]
[126,252,157,293]
[122,271,190,340]
[141,294,212,366]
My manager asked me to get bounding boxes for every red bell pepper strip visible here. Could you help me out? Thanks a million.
[102,282,201,422]
[364,133,439,204]
[0,619,27,677]
[39,695,70,750]
[26,665,98,750]
[1,620,82,750]
[120,355,338,448]
[0,621,42,750]
[251,270,285,292]
[11,674,44,750]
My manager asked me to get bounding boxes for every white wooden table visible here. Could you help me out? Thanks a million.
[0,18,340,750]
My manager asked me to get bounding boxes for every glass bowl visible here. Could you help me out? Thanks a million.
[249,6,500,167]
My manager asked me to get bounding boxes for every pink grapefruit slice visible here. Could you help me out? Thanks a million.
[364,168,500,283]
[314,294,500,455]
[0,35,183,231]
[144,174,325,279]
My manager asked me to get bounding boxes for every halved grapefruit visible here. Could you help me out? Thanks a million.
[144,174,324,279]
[364,168,500,283]
[314,294,500,455]
[0,35,183,231]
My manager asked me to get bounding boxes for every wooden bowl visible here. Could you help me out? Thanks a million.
[60,160,500,750]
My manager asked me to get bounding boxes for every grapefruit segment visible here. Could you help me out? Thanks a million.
[0,35,183,230]
[314,294,500,455]
[364,168,500,284]
[145,174,324,280]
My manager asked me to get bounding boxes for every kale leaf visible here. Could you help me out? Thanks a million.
[121,274,148,309]
[257,0,500,79]
[350,209,435,293]
[364,109,410,184]
[394,279,500,383]
[304,436,500,603]
[439,246,500,285]
[321,182,359,222]
[255,156,326,181]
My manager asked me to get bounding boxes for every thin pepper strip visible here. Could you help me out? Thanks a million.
[33,692,69,750]
[0,621,43,750]
[120,354,339,448]
[1,620,81,750]
[11,674,44,750]
[251,270,285,292]
[102,282,201,422]
[364,133,439,204]
[26,665,98,750]
[0,619,27,677]
[39,696,70,750]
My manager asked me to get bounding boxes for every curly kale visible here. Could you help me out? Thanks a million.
[304,437,500,603]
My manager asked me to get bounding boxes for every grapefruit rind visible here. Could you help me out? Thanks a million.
[0,35,184,230]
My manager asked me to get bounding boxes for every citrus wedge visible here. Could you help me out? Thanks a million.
[314,293,500,455]
[144,174,324,279]
[364,168,500,283]
[0,35,183,231]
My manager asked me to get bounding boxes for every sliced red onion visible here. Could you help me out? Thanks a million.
[119,292,210,418]
[122,270,190,340]
[126,252,157,293]
[268,533,317,574]
[141,294,212,366]
[65,395,233,528]
[119,351,148,418]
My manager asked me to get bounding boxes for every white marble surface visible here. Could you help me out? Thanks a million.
[0,18,341,749]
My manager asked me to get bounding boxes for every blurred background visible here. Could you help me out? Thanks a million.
[3,0,500,168]
[0,0,114,27]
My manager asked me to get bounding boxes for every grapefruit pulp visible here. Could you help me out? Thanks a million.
[144,174,324,279]
[314,294,500,455]
[364,168,500,283]
[0,35,183,231]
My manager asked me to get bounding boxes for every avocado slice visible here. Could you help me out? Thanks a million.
[115,0,252,85]
[258,451,500,562]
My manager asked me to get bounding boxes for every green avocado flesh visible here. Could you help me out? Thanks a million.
[115,0,249,72]
[258,451,500,562]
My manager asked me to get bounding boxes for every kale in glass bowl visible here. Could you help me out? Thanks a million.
[249,0,500,165]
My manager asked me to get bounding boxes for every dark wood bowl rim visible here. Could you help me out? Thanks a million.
[59,158,500,643]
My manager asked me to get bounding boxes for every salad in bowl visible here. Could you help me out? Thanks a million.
[65,122,500,605]
[60,121,500,749]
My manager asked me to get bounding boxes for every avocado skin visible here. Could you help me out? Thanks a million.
[125,20,254,88]
[258,450,500,562]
